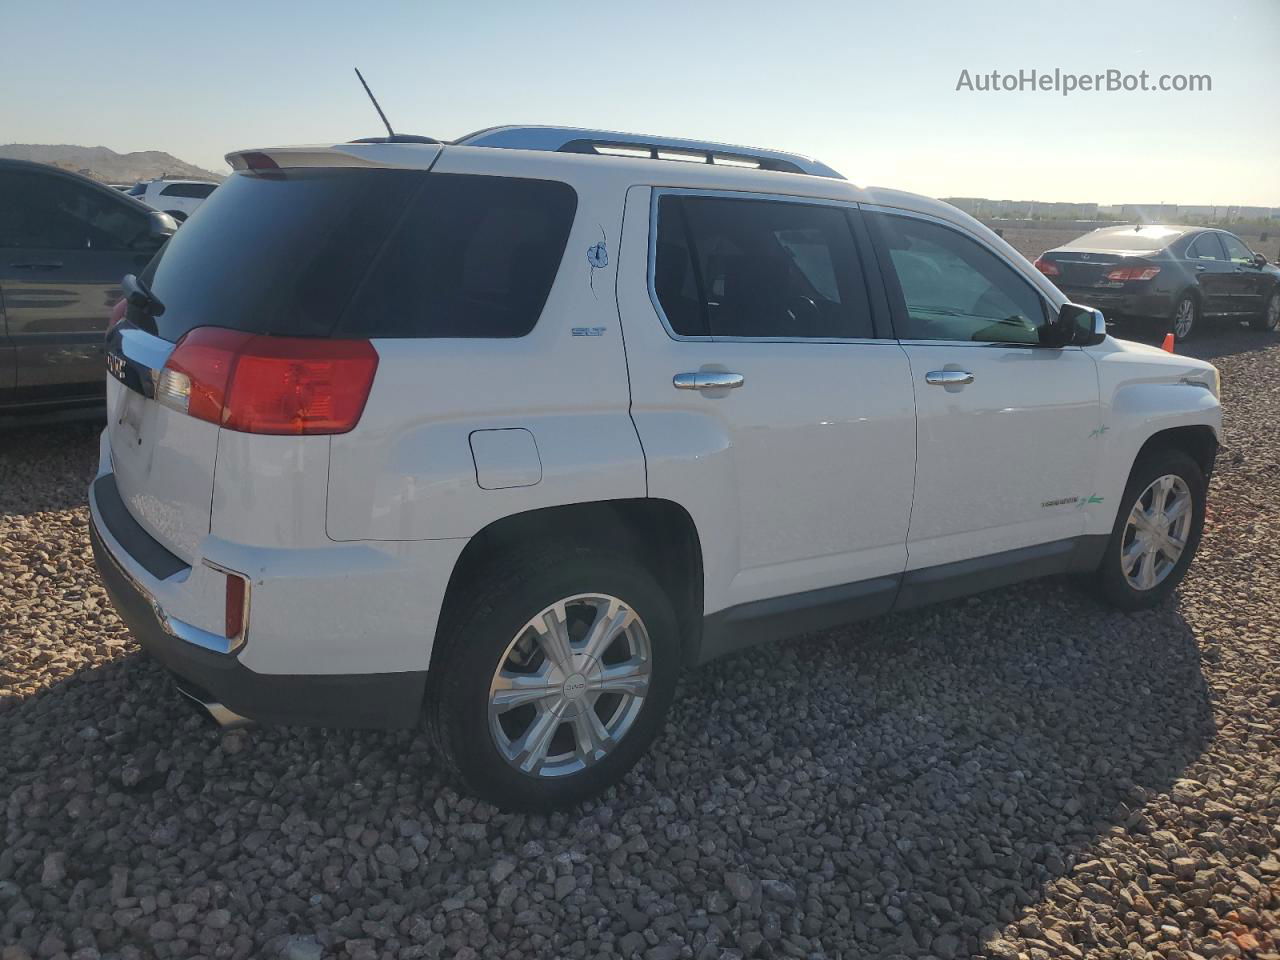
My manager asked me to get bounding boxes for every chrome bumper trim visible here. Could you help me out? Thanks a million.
[89,497,241,656]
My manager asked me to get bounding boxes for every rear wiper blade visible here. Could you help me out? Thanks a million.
[122,273,165,317]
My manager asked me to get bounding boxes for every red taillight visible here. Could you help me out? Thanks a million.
[107,298,127,334]
[159,328,378,435]
[1106,266,1161,282]
[1033,257,1060,277]
[225,571,248,641]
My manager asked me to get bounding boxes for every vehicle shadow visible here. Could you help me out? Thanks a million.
[1,575,1214,958]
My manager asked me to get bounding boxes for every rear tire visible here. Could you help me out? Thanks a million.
[1250,289,1279,332]
[1093,448,1205,611]
[427,544,680,811]
[1171,292,1199,340]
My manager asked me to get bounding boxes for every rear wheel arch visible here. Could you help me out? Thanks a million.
[432,499,705,672]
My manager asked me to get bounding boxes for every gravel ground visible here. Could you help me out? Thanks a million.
[2,328,1278,960]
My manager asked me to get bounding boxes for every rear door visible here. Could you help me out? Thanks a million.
[1184,232,1234,316]
[868,208,1101,572]
[0,167,155,404]
[618,187,916,618]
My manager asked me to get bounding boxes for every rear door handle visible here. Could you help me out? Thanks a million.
[673,371,745,391]
[925,370,974,386]
[9,261,63,270]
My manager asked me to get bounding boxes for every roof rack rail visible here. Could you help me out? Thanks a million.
[453,126,844,180]
[349,134,441,145]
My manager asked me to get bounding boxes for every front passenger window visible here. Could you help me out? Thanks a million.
[876,214,1047,344]
[1220,234,1255,265]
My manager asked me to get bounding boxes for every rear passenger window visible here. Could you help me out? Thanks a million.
[342,175,577,338]
[653,194,874,339]
[1186,233,1225,261]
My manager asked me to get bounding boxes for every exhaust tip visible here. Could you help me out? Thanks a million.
[173,677,254,730]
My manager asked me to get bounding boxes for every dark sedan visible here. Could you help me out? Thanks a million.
[1034,224,1279,339]
[0,159,175,422]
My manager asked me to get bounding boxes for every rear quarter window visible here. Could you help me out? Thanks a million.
[338,175,577,338]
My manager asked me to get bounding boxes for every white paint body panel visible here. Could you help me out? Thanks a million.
[900,343,1100,569]
[105,372,218,563]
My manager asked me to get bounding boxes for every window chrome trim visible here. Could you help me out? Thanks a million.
[645,187,892,345]
[859,202,1064,346]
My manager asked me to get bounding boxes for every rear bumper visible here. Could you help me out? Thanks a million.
[1056,287,1172,320]
[89,482,426,729]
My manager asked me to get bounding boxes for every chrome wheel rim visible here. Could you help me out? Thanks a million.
[1173,298,1195,339]
[488,594,651,778]
[1266,294,1279,330]
[1121,474,1193,591]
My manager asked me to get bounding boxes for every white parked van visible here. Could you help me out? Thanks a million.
[126,178,219,221]
[90,127,1221,809]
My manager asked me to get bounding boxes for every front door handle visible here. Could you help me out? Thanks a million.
[673,371,745,391]
[925,370,974,386]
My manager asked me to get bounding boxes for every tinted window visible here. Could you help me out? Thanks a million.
[1220,234,1254,264]
[877,214,1046,344]
[653,195,873,339]
[141,168,423,342]
[1186,233,1225,261]
[339,175,577,338]
[127,182,147,196]
[159,182,217,199]
[0,170,148,250]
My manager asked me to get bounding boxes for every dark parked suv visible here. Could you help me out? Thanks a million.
[1035,224,1280,339]
[0,159,175,420]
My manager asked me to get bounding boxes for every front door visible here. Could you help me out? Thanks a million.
[617,187,917,618]
[1219,232,1266,316]
[0,166,155,403]
[868,209,1101,571]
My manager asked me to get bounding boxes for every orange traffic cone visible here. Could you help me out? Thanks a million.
[1161,333,1176,353]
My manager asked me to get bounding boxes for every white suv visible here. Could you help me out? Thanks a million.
[90,127,1222,809]
[126,178,219,221]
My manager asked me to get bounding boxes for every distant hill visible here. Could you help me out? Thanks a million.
[0,144,224,185]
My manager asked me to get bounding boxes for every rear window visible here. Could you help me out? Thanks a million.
[159,182,217,199]
[1062,227,1183,252]
[141,169,576,343]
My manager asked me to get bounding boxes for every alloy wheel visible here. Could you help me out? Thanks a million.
[1173,298,1195,339]
[1121,474,1193,591]
[488,594,652,778]
[1266,293,1280,331]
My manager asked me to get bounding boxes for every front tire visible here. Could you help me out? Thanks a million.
[1093,448,1206,611]
[1171,292,1199,340]
[427,544,680,810]
[1250,289,1280,332]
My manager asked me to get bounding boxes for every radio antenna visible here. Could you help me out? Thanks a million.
[354,67,396,138]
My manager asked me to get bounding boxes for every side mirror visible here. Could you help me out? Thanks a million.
[133,210,177,250]
[1254,252,1269,268]
[1049,303,1106,347]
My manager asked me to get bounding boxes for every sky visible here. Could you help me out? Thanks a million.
[4,0,1278,207]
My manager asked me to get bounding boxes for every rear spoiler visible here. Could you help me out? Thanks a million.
[225,141,442,172]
